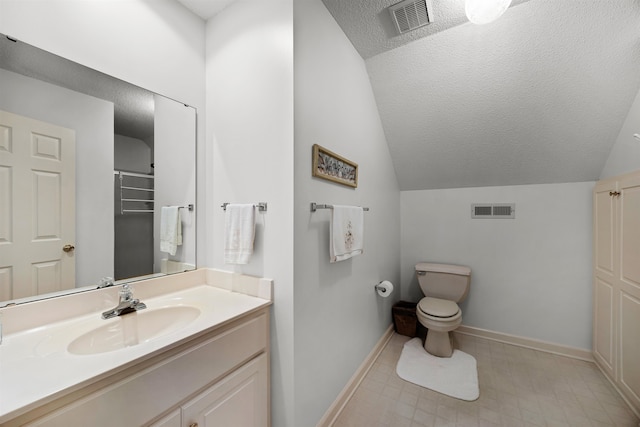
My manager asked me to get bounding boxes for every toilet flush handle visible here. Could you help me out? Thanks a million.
[417,271,426,276]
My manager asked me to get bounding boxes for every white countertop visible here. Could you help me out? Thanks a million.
[0,278,271,423]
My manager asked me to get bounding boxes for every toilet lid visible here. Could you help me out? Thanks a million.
[418,297,459,318]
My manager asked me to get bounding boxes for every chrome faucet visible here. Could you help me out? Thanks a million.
[101,284,147,319]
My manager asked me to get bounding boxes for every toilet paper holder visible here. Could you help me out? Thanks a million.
[375,280,393,296]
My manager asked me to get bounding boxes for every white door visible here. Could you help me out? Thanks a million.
[0,110,76,301]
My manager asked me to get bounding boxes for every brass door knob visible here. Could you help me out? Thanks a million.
[189,423,198,427]
[62,244,75,253]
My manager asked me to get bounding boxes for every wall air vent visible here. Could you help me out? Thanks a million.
[388,0,433,35]
[471,204,516,219]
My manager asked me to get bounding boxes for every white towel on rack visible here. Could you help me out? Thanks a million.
[330,205,364,263]
[160,206,182,256]
[224,204,256,265]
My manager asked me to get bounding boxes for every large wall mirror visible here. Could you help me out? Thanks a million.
[0,34,197,307]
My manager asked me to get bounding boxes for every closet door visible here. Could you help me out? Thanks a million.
[592,179,617,378]
[617,174,640,409]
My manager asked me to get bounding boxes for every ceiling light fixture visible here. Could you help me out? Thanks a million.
[465,0,512,25]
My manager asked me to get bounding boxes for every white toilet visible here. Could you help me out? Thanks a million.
[415,262,471,358]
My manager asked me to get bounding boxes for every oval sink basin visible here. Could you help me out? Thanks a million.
[68,306,201,355]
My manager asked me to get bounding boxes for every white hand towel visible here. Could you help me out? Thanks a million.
[224,204,256,264]
[330,205,364,263]
[160,206,182,256]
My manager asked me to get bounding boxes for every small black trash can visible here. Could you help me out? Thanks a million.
[392,301,418,337]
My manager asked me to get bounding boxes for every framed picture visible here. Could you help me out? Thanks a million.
[312,144,358,188]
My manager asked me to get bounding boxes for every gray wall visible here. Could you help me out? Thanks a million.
[114,134,153,280]
[400,181,594,350]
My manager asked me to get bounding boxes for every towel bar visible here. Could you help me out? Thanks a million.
[310,202,370,212]
[221,202,268,212]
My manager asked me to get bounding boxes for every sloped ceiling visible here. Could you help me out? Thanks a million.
[178,0,640,191]
[322,0,531,59]
[324,0,640,190]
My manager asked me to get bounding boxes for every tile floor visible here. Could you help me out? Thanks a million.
[333,333,640,427]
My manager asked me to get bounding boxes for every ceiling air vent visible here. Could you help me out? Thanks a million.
[389,0,433,35]
[472,204,516,219]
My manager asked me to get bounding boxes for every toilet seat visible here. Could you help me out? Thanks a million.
[418,297,459,318]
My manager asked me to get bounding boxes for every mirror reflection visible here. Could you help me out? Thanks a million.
[0,34,196,306]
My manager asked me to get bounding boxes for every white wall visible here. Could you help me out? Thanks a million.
[294,1,401,425]
[153,96,197,272]
[205,1,294,425]
[401,182,594,350]
[0,69,114,287]
[600,86,640,179]
[0,0,208,268]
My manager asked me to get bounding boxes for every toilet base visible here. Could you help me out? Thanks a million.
[424,329,454,358]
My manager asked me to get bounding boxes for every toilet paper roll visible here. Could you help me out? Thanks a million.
[376,280,394,297]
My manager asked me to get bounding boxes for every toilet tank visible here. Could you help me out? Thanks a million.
[415,263,471,302]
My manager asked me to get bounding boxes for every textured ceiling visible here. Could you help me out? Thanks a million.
[327,0,640,190]
[322,0,531,59]
[178,0,640,191]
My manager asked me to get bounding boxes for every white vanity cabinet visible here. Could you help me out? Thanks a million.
[180,353,268,427]
[150,353,268,427]
[151,410,182,427]
[593,170,640,415]
[6,308,270,427]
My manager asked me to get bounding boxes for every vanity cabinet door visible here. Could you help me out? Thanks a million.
[182,354,269,427]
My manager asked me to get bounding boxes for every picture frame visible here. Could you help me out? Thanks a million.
[312,144,358,188]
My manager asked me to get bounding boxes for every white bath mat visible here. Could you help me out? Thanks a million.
[396,337,479,401]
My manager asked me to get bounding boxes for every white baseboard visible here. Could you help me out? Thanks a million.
[455,325,594,362]
[316,324,394,427]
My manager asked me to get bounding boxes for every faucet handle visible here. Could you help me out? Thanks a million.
[97,277,114,288]
[119,284,133,301]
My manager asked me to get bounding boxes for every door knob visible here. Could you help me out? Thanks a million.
[62,244,75,253]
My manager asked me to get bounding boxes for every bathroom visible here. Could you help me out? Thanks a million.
[0,0,639,426]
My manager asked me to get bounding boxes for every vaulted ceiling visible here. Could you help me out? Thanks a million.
[179,0,640,191]
[324,0,640,190]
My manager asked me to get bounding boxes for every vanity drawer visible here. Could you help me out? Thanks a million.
[23,311,268,427]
